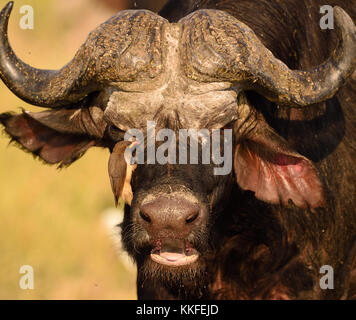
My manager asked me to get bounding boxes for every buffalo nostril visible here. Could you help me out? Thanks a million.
[186,212,199,224]
[139,210,151,223]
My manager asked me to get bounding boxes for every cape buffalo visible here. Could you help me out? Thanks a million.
[0,0,355,299]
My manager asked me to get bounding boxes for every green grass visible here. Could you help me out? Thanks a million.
[0,0,136,299]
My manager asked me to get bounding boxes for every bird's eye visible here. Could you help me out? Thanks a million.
[107,125,125,142]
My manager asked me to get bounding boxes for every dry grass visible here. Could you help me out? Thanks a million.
[0,0,136,300]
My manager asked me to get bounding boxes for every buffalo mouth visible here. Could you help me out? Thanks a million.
[150,238,199,267]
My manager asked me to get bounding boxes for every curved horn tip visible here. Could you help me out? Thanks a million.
[334,6,356,31]
[0,1,14,31]
[1,2,14,16]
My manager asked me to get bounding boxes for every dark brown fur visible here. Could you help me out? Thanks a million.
[0,0,355,300]
[155,0,356,299]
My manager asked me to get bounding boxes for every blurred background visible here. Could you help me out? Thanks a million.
[0,0,166,300]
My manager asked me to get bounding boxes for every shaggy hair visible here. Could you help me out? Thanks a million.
[156,0,356,299]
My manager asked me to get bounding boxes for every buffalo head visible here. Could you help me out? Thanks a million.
[0,1,355,288]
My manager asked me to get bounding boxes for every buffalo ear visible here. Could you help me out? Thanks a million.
[0,109,105,167]
[234,121,325,209]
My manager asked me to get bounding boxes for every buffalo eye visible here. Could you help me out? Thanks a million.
[139,211,152,223]
[185,212,199,224]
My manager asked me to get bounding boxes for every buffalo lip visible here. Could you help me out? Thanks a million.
[150,251,199,267]
[150,240,199,266]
